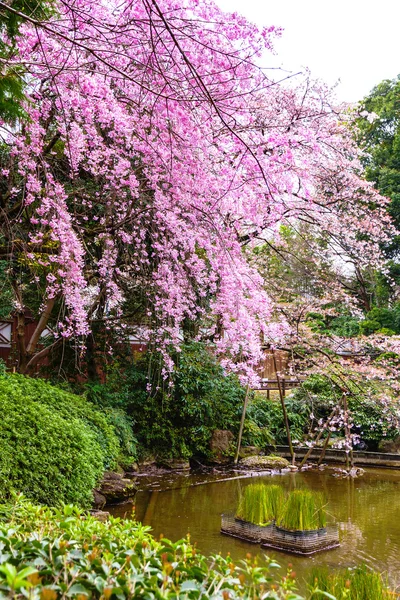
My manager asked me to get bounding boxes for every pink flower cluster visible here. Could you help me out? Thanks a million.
[2,0,394,380]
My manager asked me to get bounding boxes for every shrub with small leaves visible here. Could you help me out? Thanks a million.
[0,496,303,600]
[0,375,114,506]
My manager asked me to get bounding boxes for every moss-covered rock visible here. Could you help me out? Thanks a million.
[209,429,234,463]
[239,455,290,470]
[239,446,262,459]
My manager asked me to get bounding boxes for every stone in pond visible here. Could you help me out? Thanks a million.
[92,489,107,509]
[240,455,290,470]
[96,471,138,505]
[90,509,110,522]
[156,458,191,471]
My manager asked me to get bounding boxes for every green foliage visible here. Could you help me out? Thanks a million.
[104,409,138,468]
[309,564,390,599]
[236,484,285,525]
[0,496,301,600]
[0,0,54,40]
[88,343,247,459]
[306,312,361,338]
[246,394,311,445]
[0,0,55,122]
[359,319,381,335]
[0,377,105,507]
[306,304,400,337]
[293,375,341,405]
[362,305,400,334]
[290,374,400,447]
[7,374,120,469]
[278,490,326,531]
[366,307,398,330]
[242,419,275,447]
[356,76,400,258]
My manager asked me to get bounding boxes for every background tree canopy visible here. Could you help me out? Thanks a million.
[356,76,400,260]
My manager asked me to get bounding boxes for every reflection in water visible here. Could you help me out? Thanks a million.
[111,469,400,591]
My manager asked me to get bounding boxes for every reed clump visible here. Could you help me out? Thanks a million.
[308,564,390,600]
[236,484,284,526]
[277,489,326,531]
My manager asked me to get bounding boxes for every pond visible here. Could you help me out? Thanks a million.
[111,468,400,592]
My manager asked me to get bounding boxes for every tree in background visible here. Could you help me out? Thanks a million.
[356,76,400,304]
[0,0,54,121]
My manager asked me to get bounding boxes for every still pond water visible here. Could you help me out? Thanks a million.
[111,468,400,591]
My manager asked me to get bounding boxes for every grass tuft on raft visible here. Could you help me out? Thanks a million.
[309,564,391,599]
[278,489,327,531]
[236,484,284,525]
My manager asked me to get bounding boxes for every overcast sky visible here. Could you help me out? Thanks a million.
[216,0,400,103]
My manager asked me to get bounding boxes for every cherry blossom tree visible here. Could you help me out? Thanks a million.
[0,0,394,380]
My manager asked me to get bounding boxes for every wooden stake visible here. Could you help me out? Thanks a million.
[234,384,251,465]
[272,349,295,465]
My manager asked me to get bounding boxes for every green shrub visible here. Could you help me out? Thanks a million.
[289,374,399,448]
[306,312,361,337]
[104,408,138,468]
[0,496,301,599]
[360,319,381,335]
[241,419,274,447]
[88,342,248,459]
[278,490,326,531]
[376,327,396,335]
[5,374,120,469]
[366,307,400,333]
[246,394,311,445]
[0,379,104,506]
[236,484,284,525]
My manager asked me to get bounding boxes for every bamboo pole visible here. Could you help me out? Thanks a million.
[342,393,354,469]
[272,349,295,465]
[234,384,251,465]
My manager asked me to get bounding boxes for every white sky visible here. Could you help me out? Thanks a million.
[216,0,400,103]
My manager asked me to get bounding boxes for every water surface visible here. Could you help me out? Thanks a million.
[111,468,400,591]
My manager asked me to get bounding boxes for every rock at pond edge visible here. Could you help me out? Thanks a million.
[95,471,138,505]
[240,455,290,470]
[209,429,235,464]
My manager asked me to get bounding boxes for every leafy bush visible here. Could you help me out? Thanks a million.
[366,306,400,333]
[236,484,284,525]
[6,374,120,469]
[88,343,248,459]
[0,496,301,599]
[104,409,138,468]
[290,374,400,448]
[242,419,274,447]
[305,304,400,337]
[306,312,361,337]
[246,394,311,445]
[0,377,105,506]
[278,490,326,531]
[360,319,381,335]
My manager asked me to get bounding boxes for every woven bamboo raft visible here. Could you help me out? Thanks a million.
[220,514,273,544]
[221,514,339,556]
